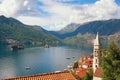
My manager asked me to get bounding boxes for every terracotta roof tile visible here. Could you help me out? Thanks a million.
[83,58,93,65]
[74,68,85,71]
[3,71,76,80]
[74,68,90,78]
[93,67,103,77]
[80,55,87,59]
[78,58,93,66]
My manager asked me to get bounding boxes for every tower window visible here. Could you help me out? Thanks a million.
[96,59,97,63]
[96,65,97,68]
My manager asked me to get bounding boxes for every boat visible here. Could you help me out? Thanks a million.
[44,44,49,48]
[72,57,75,58]
[25,66,30,70]
[67,65,72,69]
[55,71,61,73]
[66,57,71,59]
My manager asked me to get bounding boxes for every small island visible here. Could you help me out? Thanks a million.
[10,44,24,51]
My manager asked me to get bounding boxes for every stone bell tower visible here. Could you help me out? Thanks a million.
[93,32,100,72]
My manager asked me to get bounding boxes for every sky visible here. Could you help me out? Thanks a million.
[0,0,120,31]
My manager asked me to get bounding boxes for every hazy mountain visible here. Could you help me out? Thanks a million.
[0,16,60,46]
[51,19,120,39]
[58,23,80,34]
[63,32,120,49]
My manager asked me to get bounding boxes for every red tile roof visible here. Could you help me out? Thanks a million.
[78,62,83,65]
[78,58,93,66]
[80,55,87,59]
[3,71,76,80]
[74,68,90,78]
[93,67,103,77]
[74,68,86,71]
[83,58,93,65]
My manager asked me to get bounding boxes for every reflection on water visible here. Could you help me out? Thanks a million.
[0,45,92,79]
[0,57,17,78]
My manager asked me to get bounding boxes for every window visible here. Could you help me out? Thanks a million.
[96,65,97,68]
[96,59,97,63]
[90,65,92,67]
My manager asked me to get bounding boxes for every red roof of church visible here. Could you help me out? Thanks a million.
[3,71,76,80]
[94,67,103,77]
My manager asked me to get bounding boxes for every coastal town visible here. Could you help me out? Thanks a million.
[3,33,103,80]
[72,33,102,80]
[1,0,120,79]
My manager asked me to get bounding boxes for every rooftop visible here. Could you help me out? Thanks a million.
[3,71,76,80]
[94,32,100,46]
[75,68,90,78]
[80,55,87,59]
[79,58,93,66]
[93,67,103,77]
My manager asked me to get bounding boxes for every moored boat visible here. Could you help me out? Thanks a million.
[25,66,31,70]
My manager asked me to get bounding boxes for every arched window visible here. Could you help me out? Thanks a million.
[95,65,97,68]
[96,59,97,63]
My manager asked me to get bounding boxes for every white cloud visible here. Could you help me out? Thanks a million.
[23,0,28,6]
[0,0,41,17]
[0,0,120,30]
[0,0,18,17]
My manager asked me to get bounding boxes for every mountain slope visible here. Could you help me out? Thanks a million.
[58,23,80,34]
[51,19,120,39]
[75,19,120,35]
[63,32,120,49]
[0,16,60,46]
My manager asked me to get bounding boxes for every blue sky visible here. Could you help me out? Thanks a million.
[57,0,98,4]
[116,0,120,5]
[37,0,120,6]
[0,0,120,31]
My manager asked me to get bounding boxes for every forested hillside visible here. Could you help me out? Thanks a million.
[0,16,60,46]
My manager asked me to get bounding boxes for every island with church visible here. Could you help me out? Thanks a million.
[3,33,120,80]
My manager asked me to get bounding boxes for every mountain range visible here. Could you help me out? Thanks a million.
[0,15,120,47]
[50,19,120,39]
[0,15,60,46]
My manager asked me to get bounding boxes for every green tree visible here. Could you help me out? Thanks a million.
[82,69,93,80]
[73,61,79,69]
[101,42,120,80]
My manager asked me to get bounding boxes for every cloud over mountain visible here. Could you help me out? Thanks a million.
[0,0,120,30]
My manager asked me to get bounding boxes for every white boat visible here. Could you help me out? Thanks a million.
[25,66,30,70]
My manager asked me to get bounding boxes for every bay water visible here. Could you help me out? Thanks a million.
[0,45,92,79]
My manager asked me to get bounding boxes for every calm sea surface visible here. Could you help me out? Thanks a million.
[0,45,92,79]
